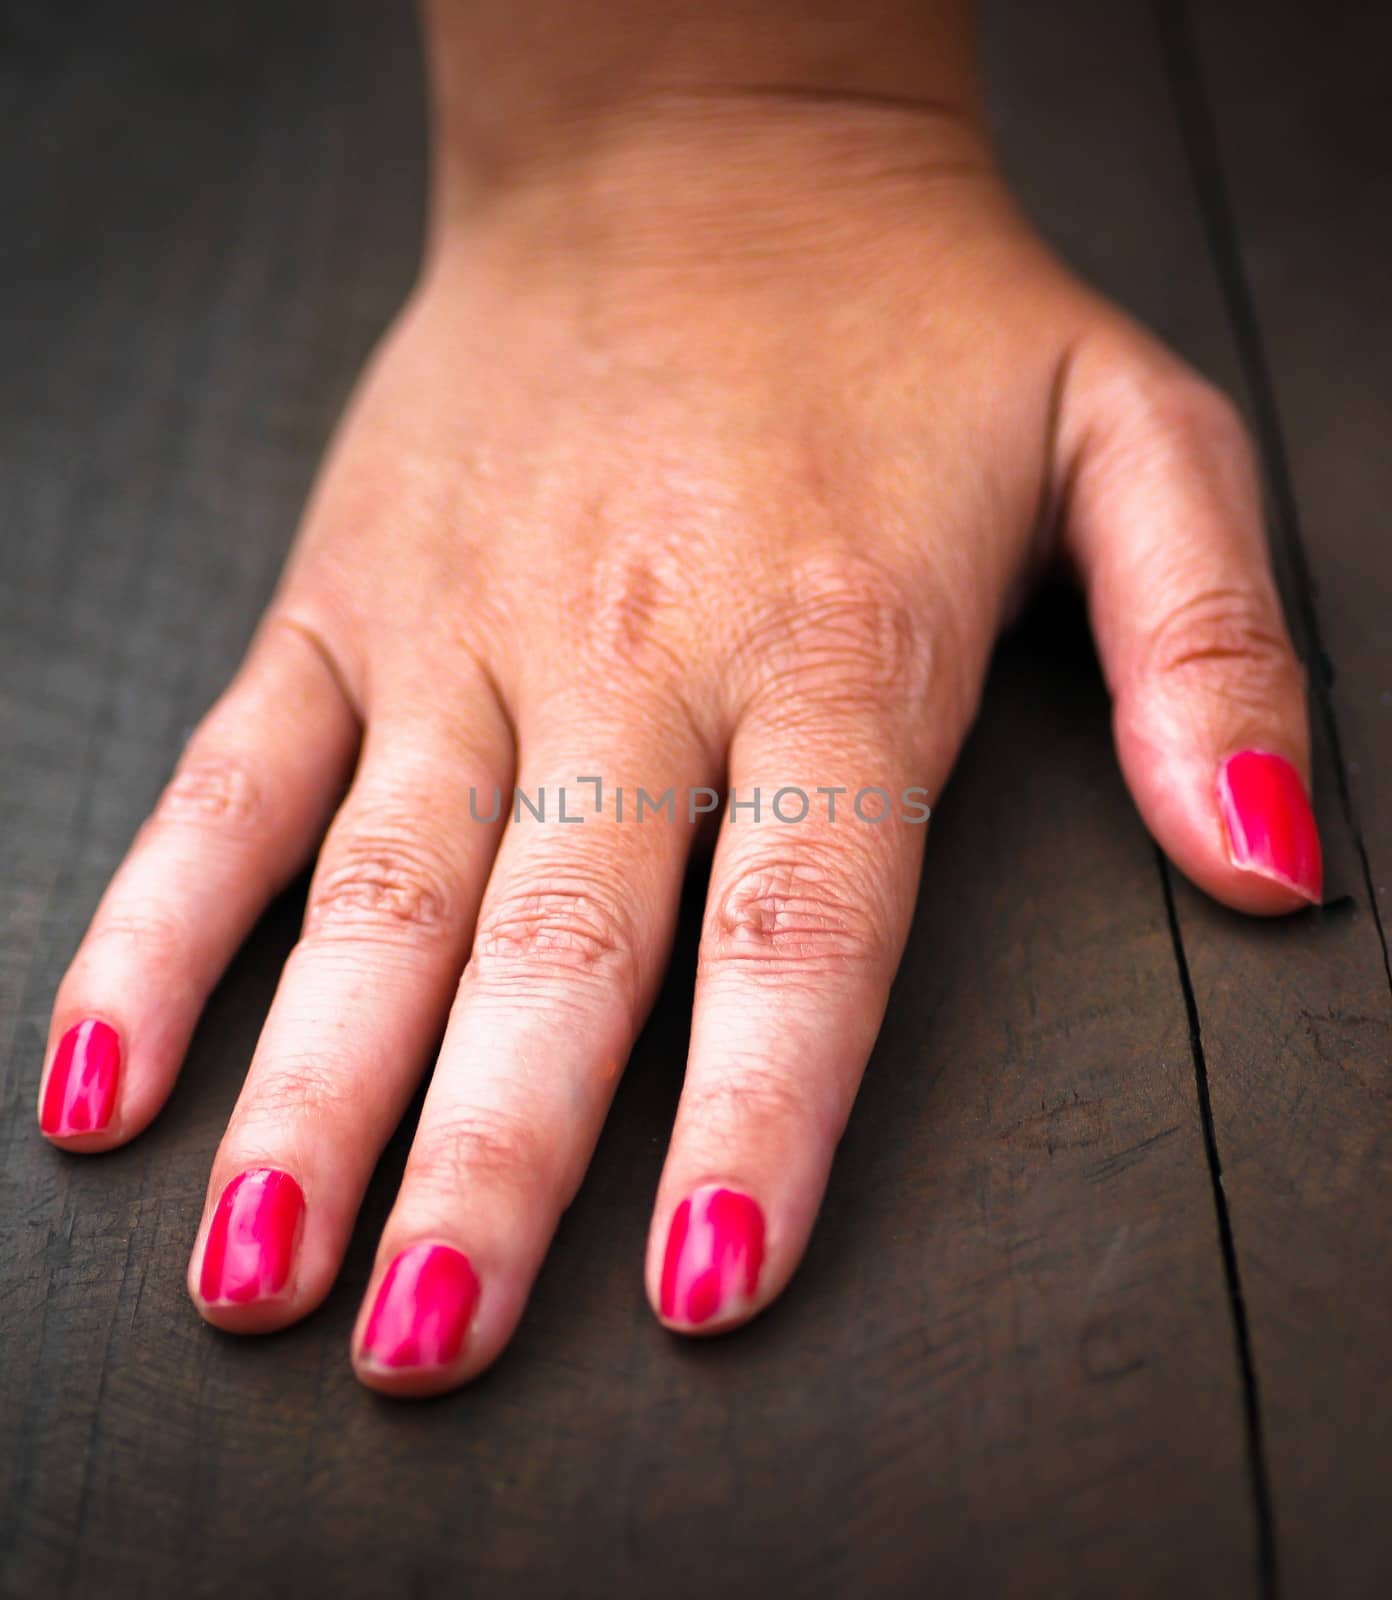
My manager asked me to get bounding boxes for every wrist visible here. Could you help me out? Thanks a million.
[419,0,989,243]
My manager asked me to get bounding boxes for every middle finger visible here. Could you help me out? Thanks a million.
[352,699,711,1394]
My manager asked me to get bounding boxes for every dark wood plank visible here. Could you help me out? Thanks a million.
[989,3,1392,1595]
[0,2,1328,1594]
[1164,5,1392,1593]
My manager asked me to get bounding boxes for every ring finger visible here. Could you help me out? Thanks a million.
[648,680,948,1333]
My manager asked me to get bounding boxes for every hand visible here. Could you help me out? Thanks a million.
[38,93,1320,1395]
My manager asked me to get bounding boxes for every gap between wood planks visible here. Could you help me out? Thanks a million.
[1151,3,1392,1596]
[1160,850,1279,1600]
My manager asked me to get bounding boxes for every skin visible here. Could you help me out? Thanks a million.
[38,1,1314,1395]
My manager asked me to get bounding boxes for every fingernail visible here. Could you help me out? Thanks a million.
[360,1244,479,1370]
[1217,749,1323,903]
[41,1019,121,1137]
[200,1168,305,1304]
[660,1185,766,1327]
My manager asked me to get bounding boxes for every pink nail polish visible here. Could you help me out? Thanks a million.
[199,1169,305,1304]
[41,1019,121,1136]
[660,1185,766,1326]
[1217,749,1323,903]
[360,1244,479,1370]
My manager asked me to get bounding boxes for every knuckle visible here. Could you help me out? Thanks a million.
[234,1055,351,1135]
[702,849,890,979]
[305,819,458,944]
[408,1104,551,1202]
[470,873,641,1008]
[78,907,189,973]
[582,543,684,675]
[1147,585,1297,690]
[744,552,943,713]
[152,749,268,837]
[679,1063,828,1147]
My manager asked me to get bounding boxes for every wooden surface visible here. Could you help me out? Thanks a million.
[1,3,1388,1596]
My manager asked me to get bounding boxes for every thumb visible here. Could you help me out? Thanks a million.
[1058,319,1322,914]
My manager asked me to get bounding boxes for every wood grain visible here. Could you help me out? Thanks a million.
[1166,6,1392,1593]
[989,5,1392,1593]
